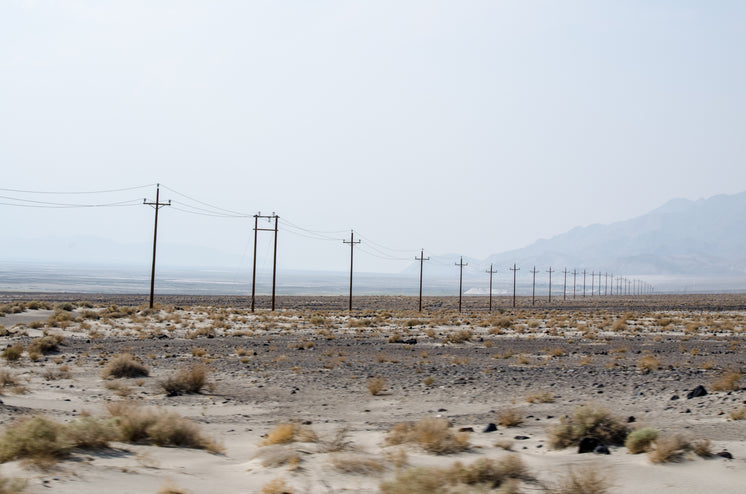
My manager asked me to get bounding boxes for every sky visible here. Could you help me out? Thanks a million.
[2,0,745,275]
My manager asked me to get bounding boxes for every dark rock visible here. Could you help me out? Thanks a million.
[687,385,708,399]
[627,416,636,423]
[403,338,417,345]
[670,395,679,400]
[438,408,448,412]
[514,435,530,440]
[483,423,497,433]
[716,451,733,459]
[459,427,474,433]
[594,444,611,455]
[578,437,603,454]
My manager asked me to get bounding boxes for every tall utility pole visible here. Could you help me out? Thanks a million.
[485,264,498,313]
[604,273,608,296]
[562,268,568,301]
[598,272,602,296]
[590,271,595,296]
[530,266,538,305]
[251,213,279,312]
[572,269,578,299]
[510,264,519,308]
[415,249,430,312]
[583,270,587,297]
[143,184,171,309]
[343,231,361,312]
[455,257,468,313]
[547,267,554,303]
[610,274,614,296]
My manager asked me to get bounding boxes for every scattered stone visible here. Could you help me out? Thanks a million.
[670,395,680,400]
[578,437,603,454]
[459,427,474,433]
[483,423,497,433]
[627,416,636,423]
[716,451,733,459]
[593,444,611,455]
[687,385,708,399]
[514,435,530,440]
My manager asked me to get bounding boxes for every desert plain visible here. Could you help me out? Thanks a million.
[0,293,745,493]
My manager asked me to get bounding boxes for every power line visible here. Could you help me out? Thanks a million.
[0,184,155,195]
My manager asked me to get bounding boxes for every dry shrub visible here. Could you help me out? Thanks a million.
[379,455,530,494]
[637,355,660,373]
[494,439,514,450]
[625,427,658,454]
[498,409,524,427]
[548,403,629,450]
[159,364,209,396]
[27,335,63,355]
[648,434,711,463]
[0,474,26,494]
[101,354,149,379]
[444,329,472,344]
[1,345,23,362]
[254,446,301,468]
[367,377,387,396]
[157,480,191,494]
[385,417,469,455]
[0,370,20,390]
[330,453,385,474]
[260,422,317,446]
[261,479,294,494]
[550,464,611,494]
[107,403,223,453]
[729,407,746,420]
[318,426,353,453]
[0,415,116,466]
[711,369,742,392]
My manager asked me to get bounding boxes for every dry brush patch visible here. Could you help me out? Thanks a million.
[547,403,629,450]
[385,417,469,455]
[101,353,150,379]
[159,364,210,396]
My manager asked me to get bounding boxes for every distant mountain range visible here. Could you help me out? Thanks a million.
[409,191,746,278]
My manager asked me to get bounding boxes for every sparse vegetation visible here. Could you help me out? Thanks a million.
[367,376,387,396]
[497,409,524,428]
[711,369,742,392]
[625,427,659,454]
[159,364,209,395]
[102,353,150,379]
[385,417,469,455]
[260,422,318,446]
[548,403,629,449]
[550,464,611,494]
[648,434,711,463]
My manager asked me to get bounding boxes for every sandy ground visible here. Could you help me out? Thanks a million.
[0,294,745,493]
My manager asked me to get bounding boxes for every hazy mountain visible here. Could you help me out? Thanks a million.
[481,191,746,276]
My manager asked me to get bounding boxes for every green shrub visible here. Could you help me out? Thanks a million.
[1,345,23,362]
[625,427,658,454]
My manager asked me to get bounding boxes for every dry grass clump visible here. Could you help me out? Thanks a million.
[101,354,150,379]
[0,415,117,466]
[106,403,223,453]
[548,403,629,449]
[711,369,742,392]
[1,345,24,362]
[497,409,524,427]
[261,479,295,494]
[260,422,318,446]
[27,335,63,355]
[367,377,387,396]
[636,355,661,374]
[550,464,611,494]
[157,480,191,494]
[625,427,658,454]
[729,407,746,420]
[526,391,554,403]
[443,329,473,344]
[379,455,530,494]
[0,474,26,493]
[385,417,469,455]
[647,434,711,463]
[159,364,209,396]
[330,453,385,474]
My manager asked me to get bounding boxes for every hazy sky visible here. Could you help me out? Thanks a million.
[2,1,745,274]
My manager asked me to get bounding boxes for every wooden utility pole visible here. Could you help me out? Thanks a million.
[572,269,578,299]
[610,274,614,296]
[143,183,170,309]
[343,230,361,312]
[604,272,608,296]
[510,263,519,308]
[455,257,468,313]
[562,268,569,301]
[598,271,602,296]
[590,271,595,296]
[583,270,587,297]
[485,264,497,313]
[547,267,554,303]
[530,266,538,305]
[251,213,279,312]
[415,249,430,312]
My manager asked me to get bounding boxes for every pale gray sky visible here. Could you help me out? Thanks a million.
[2,0,745,274]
